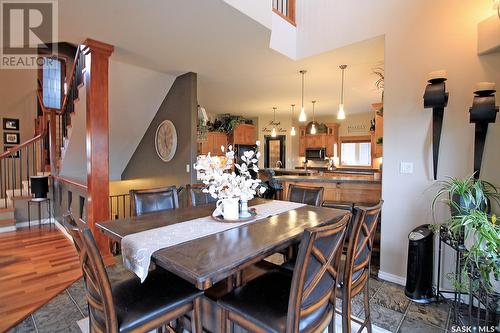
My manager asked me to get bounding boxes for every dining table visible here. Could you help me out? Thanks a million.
[96,198,348,291]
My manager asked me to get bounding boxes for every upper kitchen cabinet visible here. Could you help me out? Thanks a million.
[299,123,339,157]
[198,131,228,156]
[230,123,256,145]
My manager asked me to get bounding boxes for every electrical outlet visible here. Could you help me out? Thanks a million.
[400,162,414,174]
[186,164,190,173]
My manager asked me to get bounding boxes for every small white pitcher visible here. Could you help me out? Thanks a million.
[214,197,240,221]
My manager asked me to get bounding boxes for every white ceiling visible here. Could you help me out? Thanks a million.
[58,0,384,117]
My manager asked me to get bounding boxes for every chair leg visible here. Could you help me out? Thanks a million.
[342,291,352,333]
[191,298,202,333]
[363,281,372,333]
[220,309,228,333]
[330,297,336,333]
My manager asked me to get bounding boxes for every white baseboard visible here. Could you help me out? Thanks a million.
[0,225,16,233]
[378,270,406,286]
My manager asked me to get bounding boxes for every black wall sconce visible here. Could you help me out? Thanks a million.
[469,82,498,179]
[423,70,449,180]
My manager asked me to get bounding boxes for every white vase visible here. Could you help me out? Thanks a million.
[239,199,251,218]
[216,198,240,221]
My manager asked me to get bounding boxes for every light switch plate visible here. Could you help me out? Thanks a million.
[186,164,190,173]
[400,161,414,174]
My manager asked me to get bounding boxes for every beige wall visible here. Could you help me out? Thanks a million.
[0,69,37,146]
[381,4,500,282]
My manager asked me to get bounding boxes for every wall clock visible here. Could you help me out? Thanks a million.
[155,120,177,162]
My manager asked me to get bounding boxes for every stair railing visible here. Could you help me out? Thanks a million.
[0,93,49,207]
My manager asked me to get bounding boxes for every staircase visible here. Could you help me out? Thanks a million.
[0,46,85,231]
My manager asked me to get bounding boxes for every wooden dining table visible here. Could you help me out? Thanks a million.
[96,198,348,291]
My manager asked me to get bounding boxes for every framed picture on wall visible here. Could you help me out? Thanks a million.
[3,118,19,131]
[4,146,20,158]
[4,132,20,144]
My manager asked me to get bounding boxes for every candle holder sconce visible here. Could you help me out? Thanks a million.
[423,71,449,180]
[469,83,498,179]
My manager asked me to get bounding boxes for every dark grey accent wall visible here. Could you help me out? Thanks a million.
[121,72,197,186]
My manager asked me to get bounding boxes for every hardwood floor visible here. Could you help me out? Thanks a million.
[0,225,82,332]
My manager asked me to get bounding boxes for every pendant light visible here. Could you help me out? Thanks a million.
[337,65,347,120]
[299,70,307,122]
[290,104,296,136]
[271,107,277,137]
[310,100,317,134]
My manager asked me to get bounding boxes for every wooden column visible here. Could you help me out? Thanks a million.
[82,39,114,255]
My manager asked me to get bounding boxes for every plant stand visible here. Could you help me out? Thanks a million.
[436,231,499,329]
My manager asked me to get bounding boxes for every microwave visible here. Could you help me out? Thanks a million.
[305,148,326,160]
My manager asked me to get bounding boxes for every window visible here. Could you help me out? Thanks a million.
[340,137,372,167]
[42,58,63,109]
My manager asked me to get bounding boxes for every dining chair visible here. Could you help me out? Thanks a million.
[287,184,324,206]
[62,215,204,333]
[130,185,179,216]
[187,184,217,207]
[217,213,350,333]
[337,201,383,333]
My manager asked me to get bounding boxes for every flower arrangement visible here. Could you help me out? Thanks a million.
[194,143,265,219]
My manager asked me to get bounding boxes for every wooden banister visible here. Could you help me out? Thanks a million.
[51,175,87,191]
[0,133,45,159]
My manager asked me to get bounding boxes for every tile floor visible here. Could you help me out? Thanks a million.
[8,263,455,333]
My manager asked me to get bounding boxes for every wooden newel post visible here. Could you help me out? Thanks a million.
[81,39,114,255]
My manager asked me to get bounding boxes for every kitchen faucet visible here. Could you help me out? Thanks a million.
[275,160,283,168]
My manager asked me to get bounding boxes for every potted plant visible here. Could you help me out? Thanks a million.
[432,173,499,218]
[447,210,499,293]
[432,174,499,245]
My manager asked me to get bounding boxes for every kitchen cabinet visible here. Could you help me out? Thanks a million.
[230,124,255,145]
[299,123,338,157]
[198,132,227,156]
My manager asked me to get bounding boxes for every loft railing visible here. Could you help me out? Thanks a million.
[272,0,296,25]
[55,46,85,163]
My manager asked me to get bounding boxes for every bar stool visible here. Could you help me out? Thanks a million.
[28,197,52,229]
[28,175,52,229]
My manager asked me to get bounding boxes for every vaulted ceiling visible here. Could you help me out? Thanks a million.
[58,0,383,117]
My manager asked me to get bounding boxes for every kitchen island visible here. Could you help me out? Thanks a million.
[273,174,381,204]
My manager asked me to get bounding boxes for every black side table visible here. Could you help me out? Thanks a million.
[28,198,52,229]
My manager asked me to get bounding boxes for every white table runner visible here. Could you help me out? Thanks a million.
[121,201,306,282]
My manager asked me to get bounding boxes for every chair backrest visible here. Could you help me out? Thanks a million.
[80,227,118,333]
[187,184,217,207]
[286,213,350,332]
[287,184,324,206]
[63,214,117,333]
[130,186,179,216]
[265,168,281,190]
[343,201,383,290]
[62,213,84,256]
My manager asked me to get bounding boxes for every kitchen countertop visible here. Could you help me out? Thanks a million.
[273,175,381,184]
[268,168,318,174]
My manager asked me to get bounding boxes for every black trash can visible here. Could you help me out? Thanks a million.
[405,224,434,303]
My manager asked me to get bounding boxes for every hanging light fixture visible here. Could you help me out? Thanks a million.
[271,107,277,137]
[337,65,347,120]
[299,70,307,122]
[310,100,317,134]
[290,104,296,136]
